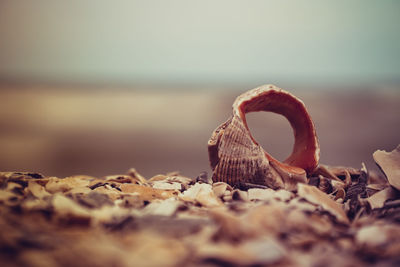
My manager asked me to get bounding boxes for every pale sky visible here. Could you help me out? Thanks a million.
[0,0,399,87]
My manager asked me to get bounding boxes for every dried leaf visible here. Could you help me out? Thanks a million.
[92,185,122,201]
[356,223,400,254]
[288,197,317,212]
[195,171,212,184]
[344,169,352,188]
[149,175,193,190]
[119,183,178,201]
[274,189,294,202]
[373,145,400,190]
[74,191,114,209]
[151,181,182,191]
[248,188,276,201]
[45,176,91,193]
[52,194,91,224]
[313,165,343,182]
[334,188,346,201]
[297,184,349,224]
[126,168,147,184]
[143,198,181,216]
[167,175,193,187]
[27,181,51,199]
[0,190,18,204]
[231,189,248,201]
[5,182,24,195]
[67,186,92,195]
[180,183,222,207]
[243,204,287,235]
[104,175,135,184]
[367,183,388,191]
[209,208,256,242]
[116,194,144,209]
[197,237,285,266]
[318,176,333,193]
[366,187,398,209]
[147,174,168,182]
[212,182,230,198]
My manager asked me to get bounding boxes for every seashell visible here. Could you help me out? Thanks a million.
[208,84,320,190]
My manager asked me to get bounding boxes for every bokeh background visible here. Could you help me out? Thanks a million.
[0,1,399,178]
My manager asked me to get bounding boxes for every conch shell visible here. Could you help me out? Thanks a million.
[208,84,320,191]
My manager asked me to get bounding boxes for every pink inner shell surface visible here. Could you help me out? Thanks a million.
[233,86,320,175]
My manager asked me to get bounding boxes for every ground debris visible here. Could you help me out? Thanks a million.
[1,151,400,267]
[373,145,400,191]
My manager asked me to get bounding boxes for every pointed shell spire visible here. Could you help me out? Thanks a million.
[208,84,320,190]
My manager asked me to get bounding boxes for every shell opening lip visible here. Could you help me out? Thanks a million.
[234,84,319,174]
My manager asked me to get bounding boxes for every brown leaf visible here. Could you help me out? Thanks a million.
[232,189,248,201]
[52,194,91,225]
[373,145,400,190]
[243,203,287,235]
[366,187,398,209]
[151,181,182,191]
[297,184,349,224]
[0,189,19,205]
[209,208,253,242]
[119,183,178,201]
[27,181,51,199]
[334,188,346,201]
[312,165,343,182]
[356,223,400,257]
[147,174,168,182]
[104,175,136,184]
[143,198,181,216]
[212,182,230,198]
[73,191,114,209]
[92,185,121,201]
[126,168,147,184]
[45,176,91,193]
[247,188,276,201]
[197,237,285,266]
[180,183,222,207]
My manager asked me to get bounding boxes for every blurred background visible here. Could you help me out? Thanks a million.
[0,0,399,178]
